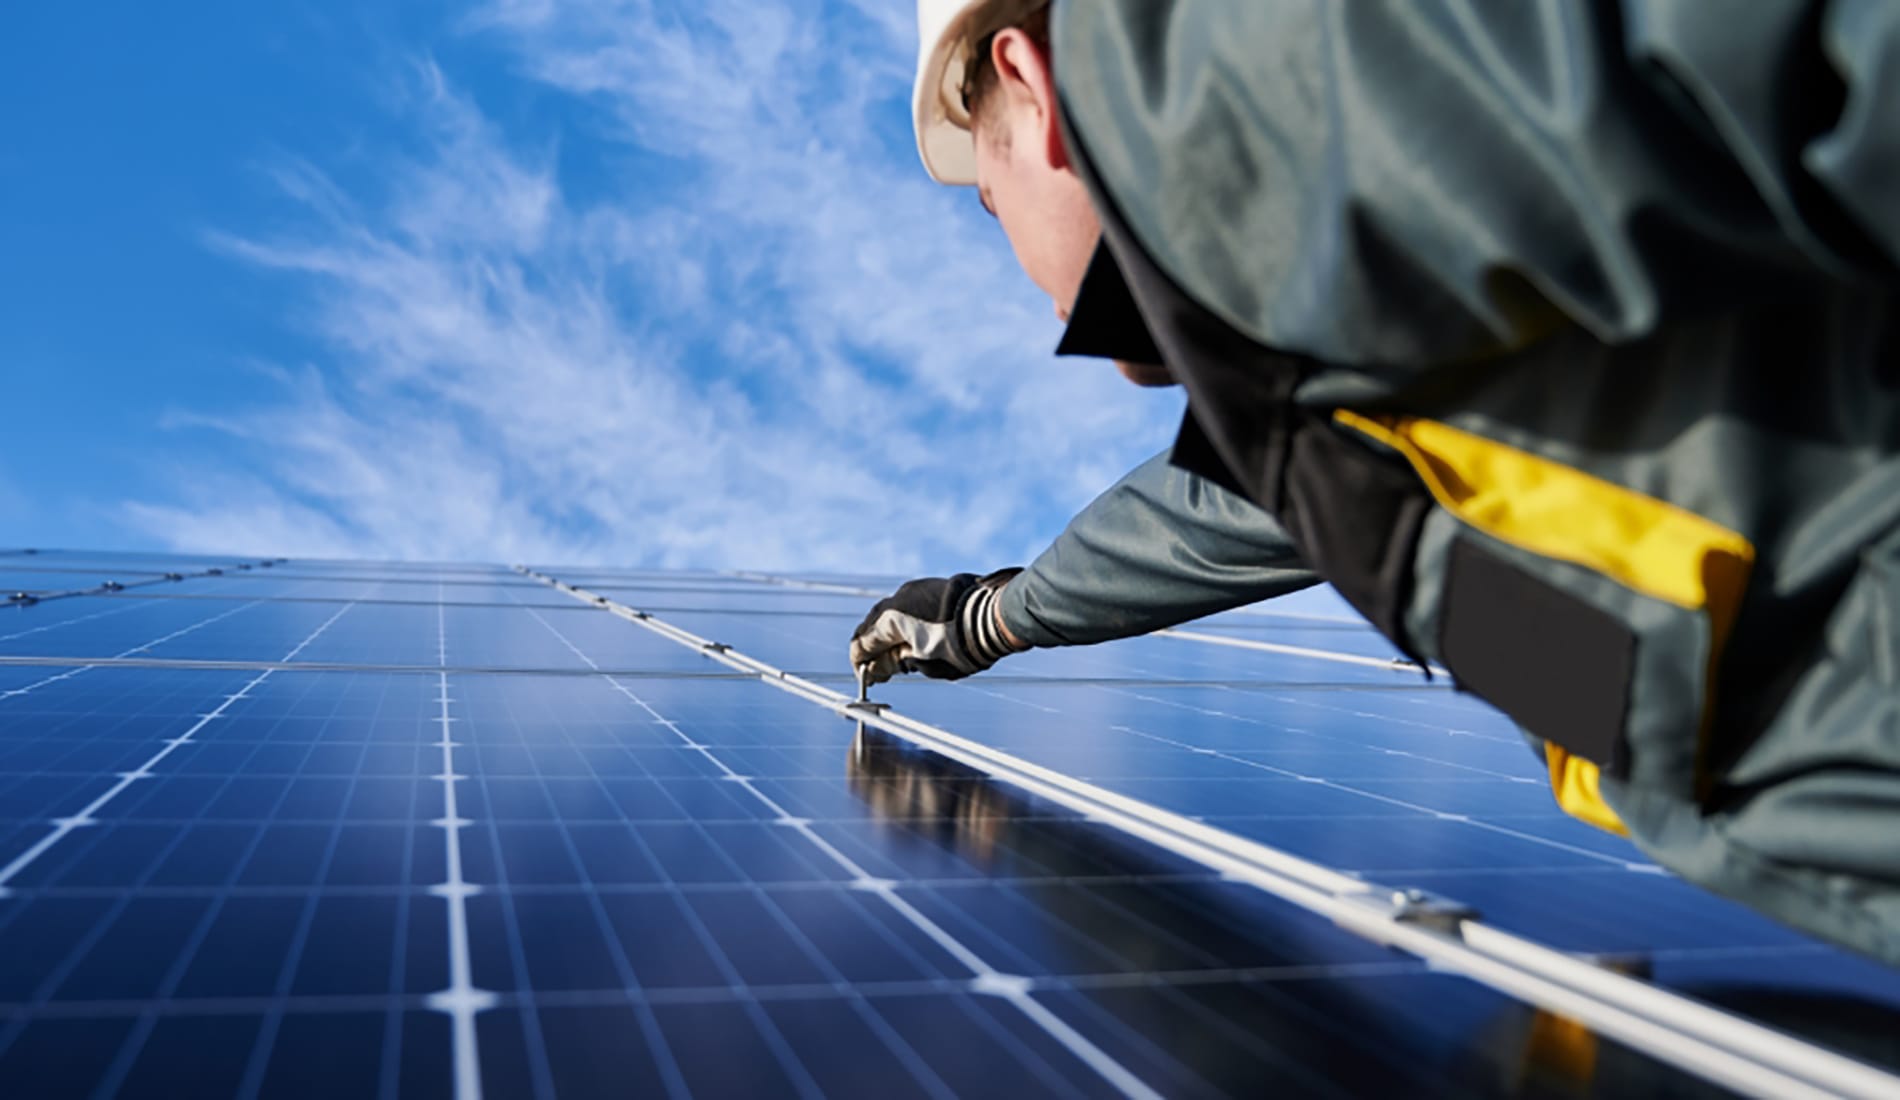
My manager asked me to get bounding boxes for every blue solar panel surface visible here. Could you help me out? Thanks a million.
[0,548,1894,1098]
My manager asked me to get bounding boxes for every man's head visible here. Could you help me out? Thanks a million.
[914,2,1171,386]
[914,0,1095,321]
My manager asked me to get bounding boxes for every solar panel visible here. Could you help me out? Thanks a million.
[0,550,1894,1097]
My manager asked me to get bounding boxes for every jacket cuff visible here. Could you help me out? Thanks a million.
[959,569,1028,670]
[995,567,1064,649]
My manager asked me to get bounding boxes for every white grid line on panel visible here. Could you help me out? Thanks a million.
[0,599,146,644]
[1102,717,1640,870]
[0,601,329,895]
[0,599,263,703]
[428,587,496,1100]
[519,605,1150,1100]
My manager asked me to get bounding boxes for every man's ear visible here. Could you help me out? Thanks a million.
[989,27,1069,171]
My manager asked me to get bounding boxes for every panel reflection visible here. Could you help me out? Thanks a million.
[842,725,1900,1097]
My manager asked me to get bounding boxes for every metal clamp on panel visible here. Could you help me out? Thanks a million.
[845,700,891,716]
[1383,889,1482,934]
[6,593,36,606]
[702,641,731,654]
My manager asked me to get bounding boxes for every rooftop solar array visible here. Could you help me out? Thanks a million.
[0,547,1897,1098]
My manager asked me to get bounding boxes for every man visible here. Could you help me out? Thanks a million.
[849,3,1323,690]
[851,0,1900,964]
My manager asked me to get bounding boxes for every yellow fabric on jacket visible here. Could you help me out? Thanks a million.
[1334,411,1757,836]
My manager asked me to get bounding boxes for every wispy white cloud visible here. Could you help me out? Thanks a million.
[130,0,1181,571]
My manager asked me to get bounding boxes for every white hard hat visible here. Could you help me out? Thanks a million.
[912,0,1046,186]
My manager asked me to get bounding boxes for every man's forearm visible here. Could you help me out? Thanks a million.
[998,450,1317,647]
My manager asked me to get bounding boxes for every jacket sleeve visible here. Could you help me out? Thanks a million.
[996,451,1318,647]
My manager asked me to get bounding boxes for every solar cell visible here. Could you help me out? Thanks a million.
[0,550,1891,1097]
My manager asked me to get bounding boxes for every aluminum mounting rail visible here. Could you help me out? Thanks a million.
[525,566,1900,1100]
[3,560,281,609]
[1148,627,1450,677]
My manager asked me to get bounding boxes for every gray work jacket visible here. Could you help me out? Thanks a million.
[999,450,1317,648]
[1046,0,1900,963]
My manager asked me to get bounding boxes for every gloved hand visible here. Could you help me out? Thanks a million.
[849,568,1025,686]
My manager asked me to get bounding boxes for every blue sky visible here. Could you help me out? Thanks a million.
[0,0,1187,573]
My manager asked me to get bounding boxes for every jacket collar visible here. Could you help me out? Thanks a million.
[1054,241,1163,363]
[1055,242,1248,497]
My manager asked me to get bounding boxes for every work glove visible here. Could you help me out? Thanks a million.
[849,568,1025,687]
